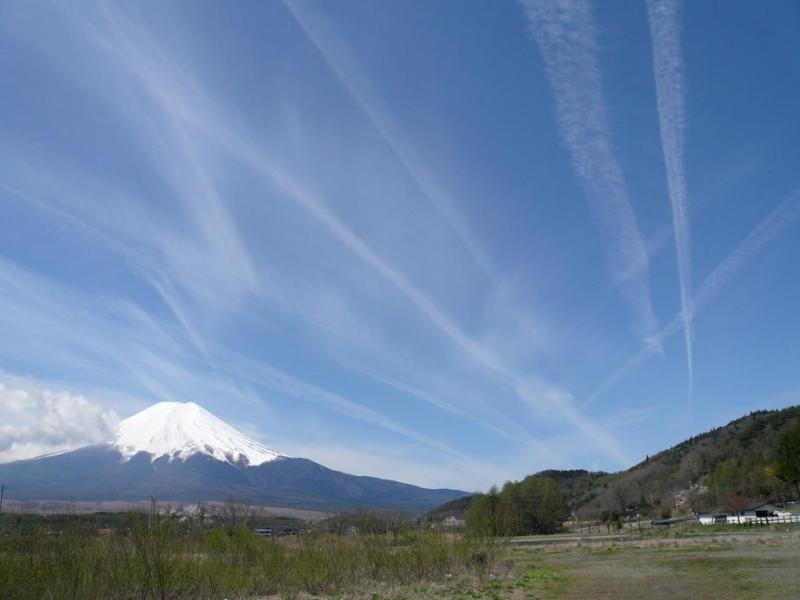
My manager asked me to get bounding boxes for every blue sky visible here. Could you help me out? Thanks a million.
[1,0,799,490]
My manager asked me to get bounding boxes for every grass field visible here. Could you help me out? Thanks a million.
[499,528,800,599]
[2,510,798,598]
[0,507,497,600]
[354,526,800,599]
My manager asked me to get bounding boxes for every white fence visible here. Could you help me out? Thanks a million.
[700,514,800,526]
[570,513,800,535]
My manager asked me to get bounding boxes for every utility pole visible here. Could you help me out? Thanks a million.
[0,483,5,518]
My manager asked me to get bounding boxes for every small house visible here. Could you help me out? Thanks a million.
[742,503,789,520]
[738,503,791,523]
[699,503,794,525]
[441,515,465,529]
[698,513,730,525]
[252,528,273,537]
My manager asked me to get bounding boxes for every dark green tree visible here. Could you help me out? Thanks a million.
[497,481,522,535]
[517,476,568,534]
[465,486,501,537]
[775,420,800,497]
[467,476,567,537]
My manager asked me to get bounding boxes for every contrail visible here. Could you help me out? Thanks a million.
[693,191,800,312]
[520,0,660,349]
[65,2,631,465]
[283,0,497,279]
[584,190,800,406]
[647,0,694,402]
[359,369,527,443]
[0,180,217,369]
[261,156,628,459]
[229,145,631,464]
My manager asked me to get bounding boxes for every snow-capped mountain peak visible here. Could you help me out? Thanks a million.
[114,401,283,466]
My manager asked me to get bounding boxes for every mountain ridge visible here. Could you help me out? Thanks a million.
[0,402,467,512]
[429,404,800,520]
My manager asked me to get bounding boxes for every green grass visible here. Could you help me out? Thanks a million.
[653,544,732,553]
[515,565,560,587]
[0,510,499,599]
[4,509,798,599]
[586,546,620,555]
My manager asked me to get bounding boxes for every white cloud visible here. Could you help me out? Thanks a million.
[0,374,119,463]
[284,0,496,279]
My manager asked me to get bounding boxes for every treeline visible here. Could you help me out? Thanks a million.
[465,475,568,537]
[462,419,800,530]
[705,455,786,509]
[0,500,306,536]
[566,406,800,518]
[701,419,800,511]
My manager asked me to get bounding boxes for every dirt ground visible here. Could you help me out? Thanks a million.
[343,527,800,599]
[501,527,800,599]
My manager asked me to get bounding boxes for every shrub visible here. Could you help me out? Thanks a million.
[0,507,495,599]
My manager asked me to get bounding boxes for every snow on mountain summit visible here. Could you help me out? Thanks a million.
[114,401,283,466]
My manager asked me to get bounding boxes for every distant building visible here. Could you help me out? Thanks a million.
[441,516,465,529]
[743,503,789,520]
[698,513,729,525]
[699,502,795,525]
[623,504,640,519]
[785,501,800,515]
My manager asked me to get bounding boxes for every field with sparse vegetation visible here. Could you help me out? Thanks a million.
[2,502,800,599]
[500,526,800,599]
[0,504,499,599]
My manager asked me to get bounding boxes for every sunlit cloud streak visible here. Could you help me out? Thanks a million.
[213,350,468,460]
[37,168,504,456]
[360,369,527,444]
[0,255,465,460]
[75,3,260,315]
[283,0,497,280]
[227,139,631,464]
[1,172,216,370]
[520,0,660,349]
[584,190,800,406]
[0,2,638,474]
[73,4,629,464]
[270,167,628,460]
[647,0,694,401]
[3,161,528,453]
[616,178,734,286]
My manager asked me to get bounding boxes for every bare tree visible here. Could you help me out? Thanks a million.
[220,499,252,533]
[611,483,628,513]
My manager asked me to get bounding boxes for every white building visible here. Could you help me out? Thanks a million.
[699,503,794,525]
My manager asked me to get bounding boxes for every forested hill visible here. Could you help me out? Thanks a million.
[431,405,800,520]
[569,405,800,517]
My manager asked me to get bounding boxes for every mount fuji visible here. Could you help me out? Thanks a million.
[114,402,285,466]
[0,401,467,511]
